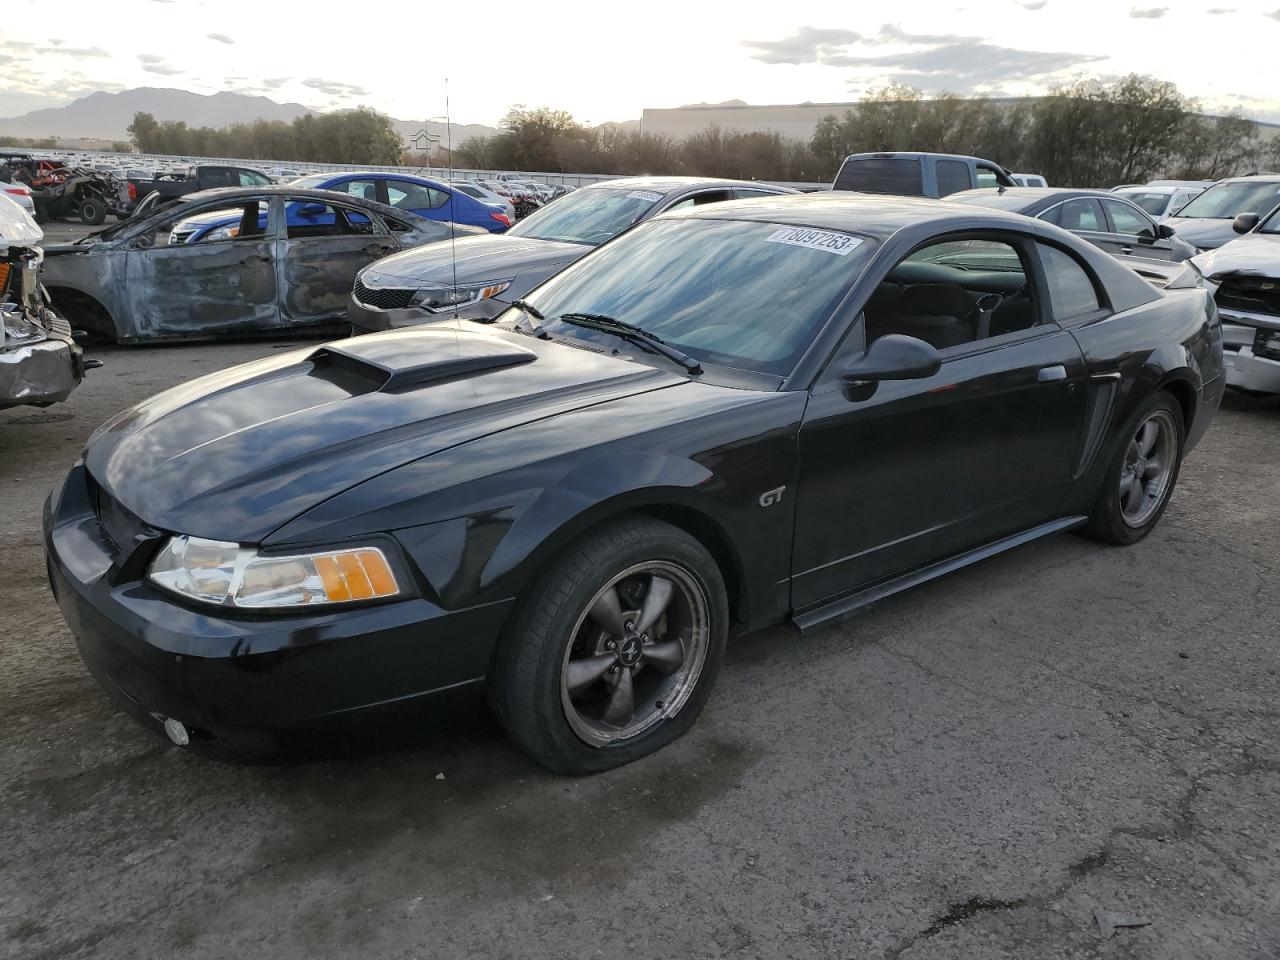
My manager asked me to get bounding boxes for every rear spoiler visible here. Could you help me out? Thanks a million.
[1113,255,1208,291]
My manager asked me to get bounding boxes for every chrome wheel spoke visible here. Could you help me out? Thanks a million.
[1121,475,1141,508]
[642,638,685,675]
[601,667,634,727]
[1142,457,1163,479]
[566,653,617,695]
[634,576,674,635]
[588,586,627,637]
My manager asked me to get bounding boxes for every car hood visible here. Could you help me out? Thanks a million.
[85,325,683,543]
[1190,232,1280,280]
[359,232,587,285]
[1165,217,1240,251]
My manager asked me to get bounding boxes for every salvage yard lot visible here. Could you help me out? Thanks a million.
[1,342,1278,959]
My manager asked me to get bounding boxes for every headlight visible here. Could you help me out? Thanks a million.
[410,280,511,313]
[148,536,400,609]
[202,225,240,242]
[1,306,43,346]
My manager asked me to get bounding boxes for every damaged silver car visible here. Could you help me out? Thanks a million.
[0,195,86,409]
[39,187,482,342]
[1193,209,1280,396]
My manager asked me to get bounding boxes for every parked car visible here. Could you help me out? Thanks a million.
[129,164,275,214]
[948,188,1196,262]
[1164,175,1280,251]
[1011,173,1048,188]
[348,176,796,332]
[39,187,482,342]
[450,179,517,224]
[832,152,1016,197]
[45,192,1223,772]
[1,180,36,216]
[1111,181,1212,222]
[0,195,87,408]
[1191,208,1280,395]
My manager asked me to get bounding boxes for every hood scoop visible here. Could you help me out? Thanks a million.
[307,328,536,393]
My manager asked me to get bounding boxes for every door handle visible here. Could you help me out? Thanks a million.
[1038,364,1067,382]
[240,254,272,265]
[364,243,394,255]
[1119,245,1133,255]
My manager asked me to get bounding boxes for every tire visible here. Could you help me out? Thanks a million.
[32,202,48,224]
[491,516,728,774]
[78,197,106,226]
[1082,392,1185,545]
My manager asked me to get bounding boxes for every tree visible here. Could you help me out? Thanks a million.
[455,136,492,169]
[1172,112,1260,180]
[491,105,585,171]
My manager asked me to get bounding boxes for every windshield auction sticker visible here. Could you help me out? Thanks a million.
[765,227,862,256]
[626,190,664,202]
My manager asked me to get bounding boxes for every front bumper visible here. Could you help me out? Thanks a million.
[0,335,83,408]
[1221,315,1280,395]
[347,293,505,335]
[44,462,511,758]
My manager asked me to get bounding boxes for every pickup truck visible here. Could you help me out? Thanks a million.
[832,152,1015,198]
[128,165,274,214]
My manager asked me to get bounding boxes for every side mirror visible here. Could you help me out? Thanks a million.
[1233,212,1260,234]
[841,334,942,384]
[298,202,327,219]
[1156,223,1175,239]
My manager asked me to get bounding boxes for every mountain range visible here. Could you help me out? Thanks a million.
[0,87,500,145]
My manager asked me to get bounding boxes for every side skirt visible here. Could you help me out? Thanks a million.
[791,515,1088,634]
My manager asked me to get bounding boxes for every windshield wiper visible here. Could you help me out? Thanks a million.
[557,312,702,374]
[510,299,550,339]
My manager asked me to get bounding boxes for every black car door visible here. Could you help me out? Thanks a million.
[1101,198,1171,261]
[790,234,1089,611]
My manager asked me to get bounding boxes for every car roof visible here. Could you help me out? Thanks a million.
[674,191,1037,237]
[583,176,793,194]
[944,187,1131,213]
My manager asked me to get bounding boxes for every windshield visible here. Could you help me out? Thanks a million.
[515,218,876,376]
[290,174,331,188]
[1175,180,1280,220]
[1115,190,1169,216]
[506,186,661,245]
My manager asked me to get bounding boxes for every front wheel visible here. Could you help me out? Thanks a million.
[1082,393,1184,545]
[491,517,728,774]
[78,197,106,226]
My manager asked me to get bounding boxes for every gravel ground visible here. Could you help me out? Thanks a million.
[1,342,1277,960]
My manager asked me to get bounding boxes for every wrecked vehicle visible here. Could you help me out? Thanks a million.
[1192,209,1280,395]
[39,187,484,342]
[0,195,87,409]
[46,194,1222,773]
[6,157,131,226]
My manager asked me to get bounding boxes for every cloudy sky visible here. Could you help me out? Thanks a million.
[4,0,1280,124]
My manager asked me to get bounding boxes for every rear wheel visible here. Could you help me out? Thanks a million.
[491,517,727,774]
[1082,393,1184,545]
[78,197,106,226]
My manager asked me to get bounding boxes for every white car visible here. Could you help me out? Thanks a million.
[450,179,516,224]
[1111,181,1212,223]
[1,181,35,216]
[1011,173,1047,188]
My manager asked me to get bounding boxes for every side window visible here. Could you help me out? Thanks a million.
[936,159,972,197]
[332,179,379,202]
[734,187,778,200]
[141,201,267,247]
[866,238,1035,350]
[1038,244,1101,321]
[387,181,450,210]
[974,164,1003,189]
[200,168,236,188]
[1103,199,1155,238]
[663,189,733,212]
[1051,198,1105,233]
[238,170,272,187]
[285,201,372,239]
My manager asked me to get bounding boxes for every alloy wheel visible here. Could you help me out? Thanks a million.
[1119,409,1177,527]
[559,561,710,746]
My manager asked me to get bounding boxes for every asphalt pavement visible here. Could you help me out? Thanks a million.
[1,341,1277,960]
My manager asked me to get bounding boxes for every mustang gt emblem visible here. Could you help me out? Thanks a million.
[758,486,786,508]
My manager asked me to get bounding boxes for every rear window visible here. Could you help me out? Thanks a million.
[1116,191,1169,217]
[833,158,924,196]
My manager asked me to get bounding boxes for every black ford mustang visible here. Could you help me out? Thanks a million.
[45,194,1225,773]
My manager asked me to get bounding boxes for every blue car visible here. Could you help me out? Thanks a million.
[174,172,511,242]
